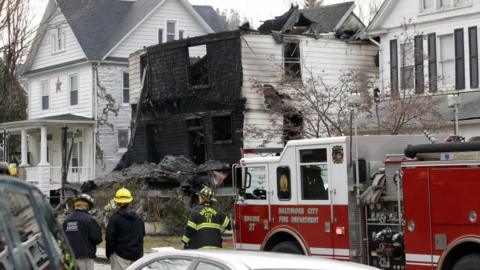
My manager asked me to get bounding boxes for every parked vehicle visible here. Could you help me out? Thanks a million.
[126,248,379,270]
[0,174,76,270]
[233,135,480,270]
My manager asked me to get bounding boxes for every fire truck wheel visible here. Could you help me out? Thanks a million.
[452,253,480,270]
[271,241,303,254]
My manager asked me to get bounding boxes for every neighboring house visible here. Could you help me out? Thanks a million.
[367,0,480,137]
[123,3,378,170]
[0,0,224,196]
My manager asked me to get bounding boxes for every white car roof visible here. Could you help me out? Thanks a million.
[127,249,379,270]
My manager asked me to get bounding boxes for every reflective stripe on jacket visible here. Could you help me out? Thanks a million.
[182,203,231,249]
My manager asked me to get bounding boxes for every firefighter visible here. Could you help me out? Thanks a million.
[106,187,145,270]
[62,193,102,270]
[182,186,231,249]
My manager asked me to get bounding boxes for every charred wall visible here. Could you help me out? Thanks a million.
[127,31,244,166]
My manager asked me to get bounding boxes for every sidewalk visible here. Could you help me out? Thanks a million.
[95,248,108,263]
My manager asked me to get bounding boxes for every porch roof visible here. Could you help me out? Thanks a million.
[0,114,95,131]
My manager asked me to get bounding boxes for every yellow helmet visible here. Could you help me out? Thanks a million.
[114,187,133,204]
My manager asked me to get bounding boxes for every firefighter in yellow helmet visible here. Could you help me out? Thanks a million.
[105,188,145,270]
[182,186,231,249]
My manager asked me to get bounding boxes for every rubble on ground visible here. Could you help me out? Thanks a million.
[75,156,233,229]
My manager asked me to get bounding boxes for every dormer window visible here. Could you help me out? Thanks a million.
[51,28,66,54]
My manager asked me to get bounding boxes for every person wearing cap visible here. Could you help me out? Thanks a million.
[106,187,145,270]
[63,194,102,270]
[182,186,231,249]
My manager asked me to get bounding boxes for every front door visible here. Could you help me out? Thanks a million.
[69,140,83,183]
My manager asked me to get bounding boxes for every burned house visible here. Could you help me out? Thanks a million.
[124,2,378,170]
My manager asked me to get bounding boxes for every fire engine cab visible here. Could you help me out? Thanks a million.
[233,135,480,270]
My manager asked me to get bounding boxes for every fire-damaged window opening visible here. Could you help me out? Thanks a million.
[212,113,232,144]
[186,116,207,165]
[284,41,302,80]
[188,45,209,88]
[283,113,304,143]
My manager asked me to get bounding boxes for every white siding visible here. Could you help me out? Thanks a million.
[241,34,378,148]
[128,50,144,105]
[380,0,480,30]
[27,63,93,119]
[95,64,132,177]
[31,10,86,71]
[377,9,480,94]
[110,0,209,58]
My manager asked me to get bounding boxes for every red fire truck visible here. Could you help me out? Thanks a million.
[233,135,480,270]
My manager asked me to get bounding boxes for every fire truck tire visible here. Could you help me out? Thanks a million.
[271,241,303,254]
[452,253,480,270]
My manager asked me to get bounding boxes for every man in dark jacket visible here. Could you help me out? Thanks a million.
[63,194,102,270]
[182,186,231,249]
[106,187,145,270]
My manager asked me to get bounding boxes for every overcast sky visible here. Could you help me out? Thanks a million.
[32,0,373,28]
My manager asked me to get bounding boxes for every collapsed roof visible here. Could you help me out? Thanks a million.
[258,2,365,38]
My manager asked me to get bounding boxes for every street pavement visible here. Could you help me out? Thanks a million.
[95,248,110,270]
[94,262,110,270]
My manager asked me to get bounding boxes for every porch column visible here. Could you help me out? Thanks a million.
[20,129,29,167]
[39,126,48,165]
[38,126,50,197]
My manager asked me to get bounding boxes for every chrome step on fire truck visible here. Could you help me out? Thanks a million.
[232,135,480,270]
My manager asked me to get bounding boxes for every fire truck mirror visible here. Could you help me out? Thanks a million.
[234,166,242,189]
[245,172,252,189]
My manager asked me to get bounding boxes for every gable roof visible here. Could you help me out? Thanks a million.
[367,0,394,32]
[192,5,226,32]
[258,2,360,35]
[24,0,222,73]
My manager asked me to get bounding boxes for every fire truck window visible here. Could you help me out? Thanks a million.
[277,167,291,200]
[244,166,267,200]
[300,149,327,163]
[301,165,328,200]
[2,190,51,269]
[299,148,328,200]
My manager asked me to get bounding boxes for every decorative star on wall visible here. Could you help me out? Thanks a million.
[55,77,62,93]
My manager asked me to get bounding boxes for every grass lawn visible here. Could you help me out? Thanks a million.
[98,235,183,251]
[98,235,233,252]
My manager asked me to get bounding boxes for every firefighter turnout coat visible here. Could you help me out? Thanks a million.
[182,202,231,249]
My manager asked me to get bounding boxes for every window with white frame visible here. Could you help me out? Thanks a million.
[421,0,471,11]
[439,34,455,87]
[123,72,129,104]
[118,129,129,149]
[401,42,415,89]
[422,0,435,10]
[41,80,49,110]
[69,74,78,105]
[51,28,66,54]
[166,20,176,42]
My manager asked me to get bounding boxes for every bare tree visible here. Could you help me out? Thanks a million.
[362,19,445,135]
[356,0,384,25]
[216,8,244,30]
[303,0,324,9]
[0,0,33,123]
[245,69,373,146]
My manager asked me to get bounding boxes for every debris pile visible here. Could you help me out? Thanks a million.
[76,156,232,227]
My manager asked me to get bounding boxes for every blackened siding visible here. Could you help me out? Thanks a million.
[128,31,244,166]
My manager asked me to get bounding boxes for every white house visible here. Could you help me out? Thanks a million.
[0,0,224,196]
[124,2,378,167]
[367,0,480,138]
